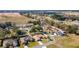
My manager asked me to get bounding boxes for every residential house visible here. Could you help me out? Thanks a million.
[3,39,18,48]
[32,33,43,41]
[20,35,32,47]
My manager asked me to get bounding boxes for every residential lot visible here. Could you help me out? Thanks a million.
[0,11,79,48]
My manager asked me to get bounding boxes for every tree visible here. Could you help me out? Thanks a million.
[52,14,66,21]
[28,20,40,25]
[16,30,25,35]
[45,18,55,26]
[67,25,78,34]
[0,23,6,29]
[5,22,12,27]
[30,25,43,33]
[0,29,6,39]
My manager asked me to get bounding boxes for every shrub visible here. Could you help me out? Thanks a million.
[67,25,78,34]
[30,25,43,33]
[16,30,25,35]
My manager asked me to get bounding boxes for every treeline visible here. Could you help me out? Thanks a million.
[55,23,79,35]
[45,17,79,35]
[51,13,79,21]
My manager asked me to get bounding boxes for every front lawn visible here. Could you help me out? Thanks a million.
[28,42,39,48]
[42,39,48,43]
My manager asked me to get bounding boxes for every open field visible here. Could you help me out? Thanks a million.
[0,13,31,24]
[47,34,79,48]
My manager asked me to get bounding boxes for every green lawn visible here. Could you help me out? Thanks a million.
[42,39,48,43]
[28,42,39,48]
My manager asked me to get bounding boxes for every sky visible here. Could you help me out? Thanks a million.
[0,0,79,10]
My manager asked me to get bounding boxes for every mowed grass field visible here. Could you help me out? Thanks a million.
[47,34,79,48]
[0,13,31,24]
